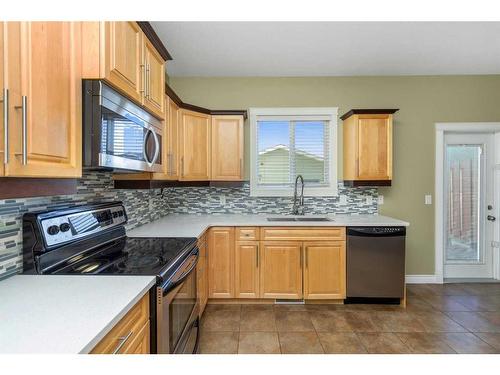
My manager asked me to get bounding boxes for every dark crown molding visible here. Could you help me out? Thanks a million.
[166,83,248,119]
[340,109,399,121]
[137,22,173,61]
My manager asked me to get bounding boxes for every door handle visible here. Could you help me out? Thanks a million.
[256,243,259,267]
[487,215,496,222]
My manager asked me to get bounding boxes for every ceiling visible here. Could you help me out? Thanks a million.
[150,22,500,77]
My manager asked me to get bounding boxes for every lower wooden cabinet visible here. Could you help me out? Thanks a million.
[90,293,150,354]
[208,227,235,298]
[235,241,260,298]
[303,241,346,299]
[259,241,303,299]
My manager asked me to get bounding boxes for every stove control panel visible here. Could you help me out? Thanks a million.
[41,205,127,247]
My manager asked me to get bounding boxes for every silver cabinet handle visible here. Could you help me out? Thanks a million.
[15,96,28,165]
[181,156,184,177]
[146,63,150,99]
[112,330,133,354]
[140,64,146,96]
[299,245,303,269]
[1,89,8,164]
[239,158,243,178]
[256,243,259,267]
[305,246,308,268]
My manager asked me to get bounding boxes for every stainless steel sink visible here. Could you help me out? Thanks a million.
[267,217,332,222]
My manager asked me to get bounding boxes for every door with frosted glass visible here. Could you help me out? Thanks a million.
[444,133,494,278]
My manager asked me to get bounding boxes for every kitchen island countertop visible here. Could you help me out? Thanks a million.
[0,275,155,353]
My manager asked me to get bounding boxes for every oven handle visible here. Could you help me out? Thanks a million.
[162,249,199,295]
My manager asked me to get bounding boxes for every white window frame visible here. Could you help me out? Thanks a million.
[249,107,338,197]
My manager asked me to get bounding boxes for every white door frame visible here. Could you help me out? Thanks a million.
[435,123,500,283]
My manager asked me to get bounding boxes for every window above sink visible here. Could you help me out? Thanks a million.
[249,107,338,197]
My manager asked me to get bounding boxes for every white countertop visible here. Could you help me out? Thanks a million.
[128,214,409,238]
[0,275,156,354]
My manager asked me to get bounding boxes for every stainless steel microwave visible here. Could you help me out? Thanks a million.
[83,79,163,173]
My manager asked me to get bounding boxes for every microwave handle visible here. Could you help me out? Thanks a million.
[143,128,160,167]
[151,129,160,165]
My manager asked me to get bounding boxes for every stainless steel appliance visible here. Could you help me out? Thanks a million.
[83,79,163,173]
[346,226,406,301]
[22,202,199,354]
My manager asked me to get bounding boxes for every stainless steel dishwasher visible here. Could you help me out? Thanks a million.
[346,227,406,301]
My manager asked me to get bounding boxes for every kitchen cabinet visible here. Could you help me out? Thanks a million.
[342,109,398,186]
[0,23,4,177]
[211,115,244,180]
[1,22,82,178]
[235,241,260,298]
[197,233,208,316]
[179,109,211,181]
[260,241,303,299]
[143,37,166,119]
[91,292,150,354]
[165,96,179,179]
[303,241,346,299]
[82,21,166,120]
[208,227,235,298]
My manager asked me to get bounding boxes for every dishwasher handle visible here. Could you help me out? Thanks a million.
[347,226,406,237]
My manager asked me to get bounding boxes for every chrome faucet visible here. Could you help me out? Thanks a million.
[292,175,305,215]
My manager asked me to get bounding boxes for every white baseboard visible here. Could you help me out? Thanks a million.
[405,275,441,284]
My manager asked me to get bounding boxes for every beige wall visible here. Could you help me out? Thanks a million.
[169,75,500,275]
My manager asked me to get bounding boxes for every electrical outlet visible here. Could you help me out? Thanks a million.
[219,194,226,206]
[425,195,432,205]
[378,195,384,205]
[339,195,347,205]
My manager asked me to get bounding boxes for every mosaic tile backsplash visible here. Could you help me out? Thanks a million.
[0,173,377,281]
[164,183,378,215]
[0,171,168,281]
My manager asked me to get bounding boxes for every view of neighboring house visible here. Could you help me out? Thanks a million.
[257,144,326,184]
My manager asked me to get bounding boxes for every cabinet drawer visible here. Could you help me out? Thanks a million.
[260,227,346,241]
[90,293,149,354]
[236,227,260,241]
[120,320,150,354]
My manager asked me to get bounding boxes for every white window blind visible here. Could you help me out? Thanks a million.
[250,108,338,197]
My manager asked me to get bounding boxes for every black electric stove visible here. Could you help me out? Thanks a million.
[22,201,201,354]
[22,201,197,284]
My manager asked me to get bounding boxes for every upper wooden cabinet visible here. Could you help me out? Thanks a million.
[208,227,235,299]
[143,38,165,118]
[0,22,82,178]
[303,241,346,299]
[82,21,166,120]
[179,109,211,181]
[342,109,398,186]
[211,115,244,181]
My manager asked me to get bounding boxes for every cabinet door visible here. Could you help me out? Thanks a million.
[0,22,4,176]
[166,96,179,179]
[6,22,82,178]
[357,115,392,180]
[104,21,144,104]
[235,241,260,298]
[260,241,302,299]
[208,227,235,298]
[143,38,165,119]
[303,241,346,299]
[179,110,211,180]
[211,115,244,180]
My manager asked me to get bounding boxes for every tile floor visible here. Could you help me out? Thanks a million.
[199,283,500,354]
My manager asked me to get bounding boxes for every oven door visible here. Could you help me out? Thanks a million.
[157,249,199,354]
